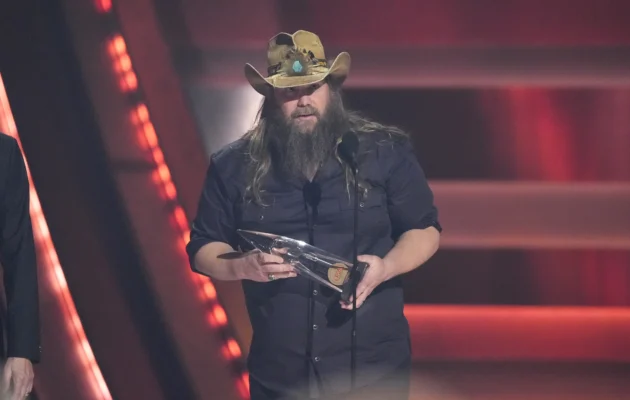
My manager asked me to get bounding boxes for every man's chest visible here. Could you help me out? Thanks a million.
[235,176,391,246]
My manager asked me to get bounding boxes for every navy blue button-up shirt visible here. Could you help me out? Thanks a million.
[187,132,441,398]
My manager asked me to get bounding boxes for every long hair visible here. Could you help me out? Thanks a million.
[242,85,407,205]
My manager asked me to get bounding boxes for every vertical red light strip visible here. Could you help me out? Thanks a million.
[106,35,138,93]
[96,4,249,398]
[0,74,112,400]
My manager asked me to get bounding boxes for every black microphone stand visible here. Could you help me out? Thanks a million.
[303,181,322,397]
[349,164,359,391]
[338,131,361,392]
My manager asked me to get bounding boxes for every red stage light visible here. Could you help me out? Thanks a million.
[94,0,112,14]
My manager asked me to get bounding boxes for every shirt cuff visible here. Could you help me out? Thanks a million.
[7,341,41,364]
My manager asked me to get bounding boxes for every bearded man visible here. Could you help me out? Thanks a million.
[187,30,441,400]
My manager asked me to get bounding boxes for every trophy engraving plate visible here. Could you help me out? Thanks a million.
[327,263,349,286]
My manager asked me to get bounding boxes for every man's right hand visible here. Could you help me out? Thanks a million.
[235,250,297,282]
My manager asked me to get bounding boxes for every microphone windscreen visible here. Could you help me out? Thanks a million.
[338,132,359,165]
[302,181,322,209]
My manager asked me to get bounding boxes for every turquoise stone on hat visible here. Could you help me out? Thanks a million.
[292,60,303,73]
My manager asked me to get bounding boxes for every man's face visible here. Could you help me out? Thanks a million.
[266,81,347,179]
[273,82,330,133]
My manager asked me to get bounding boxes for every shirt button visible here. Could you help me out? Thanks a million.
[359,202,365,208]
[313,289,318,296]
[313,324,318,330]
[314,356,320,362]
[259,215,264,220]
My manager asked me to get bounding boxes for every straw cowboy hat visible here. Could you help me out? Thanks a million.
[244,30,351,96]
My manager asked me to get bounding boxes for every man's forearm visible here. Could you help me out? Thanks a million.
[382,227,440,280]
[192,242,245,281]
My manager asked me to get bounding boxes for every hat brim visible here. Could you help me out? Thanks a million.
[244,52,351,96]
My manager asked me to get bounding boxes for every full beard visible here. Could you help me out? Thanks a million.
[267,93,349,180]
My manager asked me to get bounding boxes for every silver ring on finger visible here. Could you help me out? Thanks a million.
[268,273,275,281]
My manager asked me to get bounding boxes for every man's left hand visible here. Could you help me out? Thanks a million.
[2,357,34,399]
[340,255,392,310]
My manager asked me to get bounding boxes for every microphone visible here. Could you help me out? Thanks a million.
[338,131,360,172]
[302,181,322,225]
[338,131,360,390]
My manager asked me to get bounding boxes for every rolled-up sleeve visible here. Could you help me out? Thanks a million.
[384,137,442,240]
[186,156,238,269]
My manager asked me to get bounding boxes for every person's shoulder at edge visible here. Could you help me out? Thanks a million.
[0,131,17,148]
[0,132,19,173]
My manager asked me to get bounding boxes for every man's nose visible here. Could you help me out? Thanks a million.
[297,94,312,107]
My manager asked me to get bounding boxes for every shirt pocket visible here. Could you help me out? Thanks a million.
[238,194,305,237]
[338,187,385,212]
[337,188,389,230]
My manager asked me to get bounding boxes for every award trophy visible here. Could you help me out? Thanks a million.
[220,229,368,302]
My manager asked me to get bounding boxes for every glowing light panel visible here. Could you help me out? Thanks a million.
[98,12,248,399]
